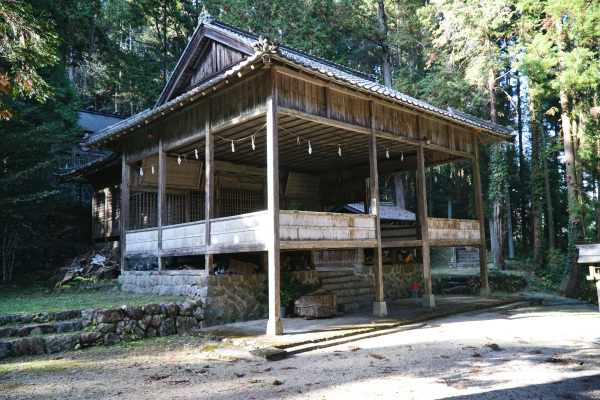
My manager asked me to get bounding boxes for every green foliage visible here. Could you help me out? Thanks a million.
[280,270,311,308]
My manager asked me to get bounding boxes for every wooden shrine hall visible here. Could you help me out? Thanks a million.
[87,13,513,335]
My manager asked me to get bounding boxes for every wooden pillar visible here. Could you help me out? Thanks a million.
[266,68,283,335]
[104,188,110,243]
[416,141,435,307]
[120,154,130,272]
[369,101,387,318]
[204,105,214,275]
[472,133,490,296]
[157,138,166,272]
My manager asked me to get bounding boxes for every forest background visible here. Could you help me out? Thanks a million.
[1,0,599,303]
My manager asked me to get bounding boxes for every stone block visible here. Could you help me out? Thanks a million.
[137,315,152,330]
[146,327,157,339]
[160,302,177,319]
[0,326,17,338]
[34,312,54,323]
[158,318,176,337]
[229,275,242,283]
[132,327,145,340]
[18,323,56,337]
[104,333,121,346]
[158,286,172,295]
[96,308,124,324]
[176,316,197,335]
[178,301,195,317]
[10,337,45,356]
[0,341,10,359]
[122,320,136,334]
[117,275,126,285]
[192,306,205,321]
[208,307,224,320]
[19,313,35,323]
[120,305,144,320]
[80,331,103,347]
[149,315,163,328]
[143,304,161,315]
[0,314,19,325]
[45,334,80,354]
[56,321,82,333]
[55,310,80,321]
[97,323,116,334]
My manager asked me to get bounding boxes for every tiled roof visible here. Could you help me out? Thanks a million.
[77,110,124,133]
[87,13,512,147]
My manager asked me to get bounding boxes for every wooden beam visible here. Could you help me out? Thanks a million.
[204,104,214,274]
[120,154,130,272]
[381,240,423,249]
[157,137,166,272]
[369,100,387,318]
[266,68,283,335]
[472,133,490,296]
[278,107,473,159]
[280,239,378,250]
[416,140,435,307]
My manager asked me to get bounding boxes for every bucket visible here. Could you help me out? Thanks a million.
[410,289,419,299]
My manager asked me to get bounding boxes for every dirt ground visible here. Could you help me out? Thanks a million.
[1,303,599,400]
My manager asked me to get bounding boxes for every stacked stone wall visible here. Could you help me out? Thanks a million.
[354,263,424,301]
[119,271,268,325]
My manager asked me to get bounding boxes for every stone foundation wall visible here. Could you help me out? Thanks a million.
[355,263,424,301]
[118,271,268,326]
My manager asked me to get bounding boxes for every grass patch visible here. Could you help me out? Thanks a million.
[0,283,187,315]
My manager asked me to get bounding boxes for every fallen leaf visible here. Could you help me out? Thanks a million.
[545,357,572,365]
[273,380,284,386]
[529,350,542,354]
[472,353,482,358]
[370,353,387,360]
[263,367,272,372]
[349,346,361,351]
[280,367,297,370]
[440,355,449,359]
[147,375,170,381]
[234,372,245,378]
[485,343,501,351]
[470,367,482,373]
[248,379,262,384]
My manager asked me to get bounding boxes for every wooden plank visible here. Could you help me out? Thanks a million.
[472,133,489,294]
[120,154,130,272]
[280,239,378,250]
[204,105,214,274]
[369,100,384,308]
[157,138,166,271]
[266,67,282,335]
[416,139,433,305]
[381,240,423,249]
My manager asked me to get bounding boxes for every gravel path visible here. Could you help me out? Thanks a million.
[1,303,598,400]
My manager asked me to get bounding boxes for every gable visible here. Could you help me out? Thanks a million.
[155,25,254,108]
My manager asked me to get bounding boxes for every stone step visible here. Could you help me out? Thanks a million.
[0,320,86,339]
[319,275,363,284]
[0,309,82,326]
[316,269,355,279]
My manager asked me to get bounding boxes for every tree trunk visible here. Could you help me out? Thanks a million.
[516,70,527,251]
[560,87,582,298]
[529,88,542,266]
[394,172,405,209]
[377,0,392,88]
[540,119,555,249]
[506,189,514,259]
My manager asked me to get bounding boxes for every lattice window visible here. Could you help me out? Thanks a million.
[167,193,186,225]
[280,198,322,212]
[190,190,205,222]
[74,153,88,167]
[219,188,263,217]
[130,192,158,230]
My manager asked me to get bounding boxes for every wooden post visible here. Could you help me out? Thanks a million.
[472,133,490,296]
[104,188,110,243]
[204,105,214,274]
[416,141,435,307]
[157,138,166,272]
[120,154,130,273]
[266,68,283,335]
[369,101,387,318]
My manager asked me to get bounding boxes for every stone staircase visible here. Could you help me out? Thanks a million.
[0,300,204,360]
[316,269,374,313]
[455,247,480,267]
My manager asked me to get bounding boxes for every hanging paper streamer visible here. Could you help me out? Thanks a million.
[386,149,389,158]
[194,148,198,159]
[177,155,181,165]
[297,137,300,145]
[231,141,235,153]
[338,145,341,157]
[152,164,155,174]
[401,153,404,162]
[140,167,144,176]
[308,140,312,154]
[251,135,255,150]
